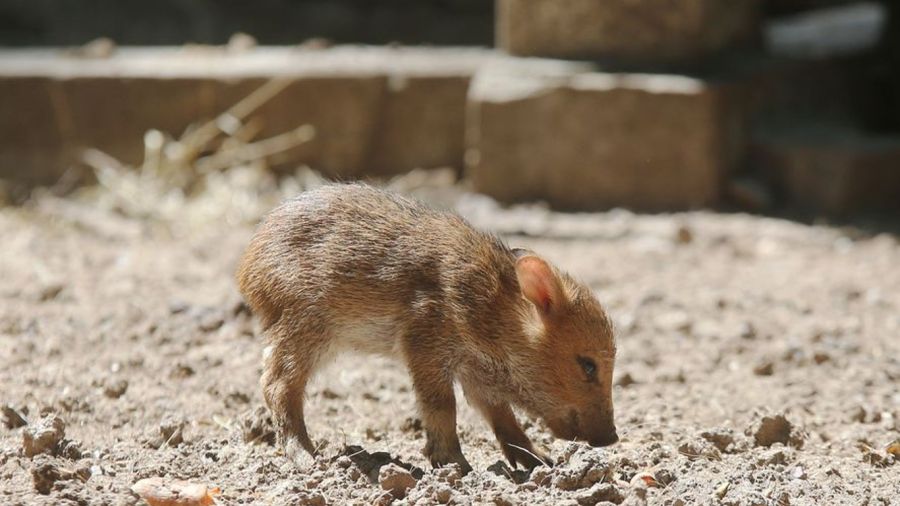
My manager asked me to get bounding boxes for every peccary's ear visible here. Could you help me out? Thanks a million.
[515,255,562,315]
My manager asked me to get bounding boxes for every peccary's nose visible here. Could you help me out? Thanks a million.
[590,431,619,447]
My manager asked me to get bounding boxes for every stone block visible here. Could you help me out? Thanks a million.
[497,0,761,64]
[466,62,746,210]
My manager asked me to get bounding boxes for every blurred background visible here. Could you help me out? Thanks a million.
[0,0,898,220]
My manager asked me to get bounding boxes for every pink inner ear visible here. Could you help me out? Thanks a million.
[516,256,557,313]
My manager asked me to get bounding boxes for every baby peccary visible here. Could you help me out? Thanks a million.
[237,184,617,473]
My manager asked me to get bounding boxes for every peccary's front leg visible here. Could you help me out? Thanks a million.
[487,403,553,470]
[463,384,552,470]
[404,342,472,474]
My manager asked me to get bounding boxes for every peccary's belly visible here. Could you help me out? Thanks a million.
[330,314,405,357]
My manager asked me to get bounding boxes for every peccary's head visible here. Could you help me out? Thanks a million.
[512,251,618,447]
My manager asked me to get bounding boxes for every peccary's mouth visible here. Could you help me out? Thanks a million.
[547,409,618,446]
[545,409,580,441]
[568,409,580,437]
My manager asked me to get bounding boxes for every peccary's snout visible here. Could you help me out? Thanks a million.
[585,412,618,447]
[589,429,619,447]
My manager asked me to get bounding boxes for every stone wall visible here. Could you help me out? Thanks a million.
[0,0,898,216]
[466,65,746,210]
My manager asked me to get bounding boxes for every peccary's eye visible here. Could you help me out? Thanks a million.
[577,356,597,381]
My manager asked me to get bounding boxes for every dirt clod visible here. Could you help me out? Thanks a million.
[168,299,190,314]
[103,379,129,398]
[750,415,797,448]
[148,417,186,449]
[30,458,62,494]
[615,372,637,388]
[552,444,613,490]
[170,364,195,379]
[653,467,676,486]
[196,310,225,332]
[292,491,327,506]
[678,439,721,461]
[757,448,791,467]
[529,464,552,486]
[812,352,831,364]
[30,455,91,494]
[434,464,464,486]
[57,439,84,460]
[675,224,693,245]
[700,428,735,453]
[752,360,774,376]
[738,321,757,340]
[22,415,66,458]
[860,444,896,467]
[492,493,516,506]
[37,282,65,302]
[433,484,453,503]
[378,463,417,498]
[224,390,250,408]
[485,460,530,484]
[399,417,423,433]
[241,406,276,445]
[2,404,28,429]
[342,445,423,484]
[576,482,625,505]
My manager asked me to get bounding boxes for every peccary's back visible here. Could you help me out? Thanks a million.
[236,184,516,332]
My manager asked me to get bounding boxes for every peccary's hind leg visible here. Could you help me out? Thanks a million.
[261,323,327,458]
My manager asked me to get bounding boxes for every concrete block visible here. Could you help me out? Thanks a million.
[466,62,746,210]
[497,0,761,64]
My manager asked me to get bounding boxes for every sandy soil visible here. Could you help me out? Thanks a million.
[1,185,898,505]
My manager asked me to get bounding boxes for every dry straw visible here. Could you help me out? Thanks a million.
[79,78,321,233]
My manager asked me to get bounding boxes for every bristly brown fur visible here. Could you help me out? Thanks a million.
[236,182,618,472]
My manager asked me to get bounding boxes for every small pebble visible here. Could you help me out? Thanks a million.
[751,414,794,448]
[615,372,637,388]
[753,360,774,376]
[103,379,129,399]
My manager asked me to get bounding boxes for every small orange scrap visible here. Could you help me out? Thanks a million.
[886,439,900,458]
[131,477,220,506]
[630,471,660,488]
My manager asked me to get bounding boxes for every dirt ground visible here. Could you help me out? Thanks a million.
[1,181,898,505]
